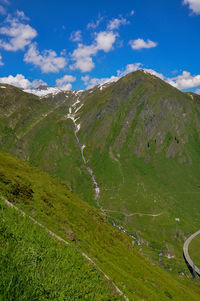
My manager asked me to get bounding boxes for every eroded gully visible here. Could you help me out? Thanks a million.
[66,93,140,245]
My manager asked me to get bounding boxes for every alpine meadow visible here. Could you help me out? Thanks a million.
[0,0,200,300]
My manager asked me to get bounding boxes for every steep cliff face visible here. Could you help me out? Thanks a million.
[78,70,199,160]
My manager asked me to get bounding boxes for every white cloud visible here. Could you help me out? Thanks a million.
[70,46,95,72]
[56,74,76,91]
[71,13,131,73]
[70,31,117,72]
[0,0,10,5]
[81,75,90,85]
[195,89,200,94]
[82,63,142,88]
[107,17,129,30]
[183,0,200,14]
[16,10,30,21]
[0,73,72,95]
[87,15,104,29]
[0,5,6,15]
[60,49,67,56]
[24,42,67,73]
[117,63,142,77]
[95,31,117,52]
[143,68,164,80]
[82,63,165,89]
[0,74,31,89]
[56,75,76,85]
[83,75,119,89]
[59,83,72,91]
[70,30,82,42]
[0,12,37,51]
[0,74,46,89]
[166,71,200,89]
[129,38,157,50]
[0,53,3,65]
[31,79,47,88]
[130,10,135,16]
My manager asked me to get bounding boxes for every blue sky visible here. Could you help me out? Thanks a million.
[0,0,200,93]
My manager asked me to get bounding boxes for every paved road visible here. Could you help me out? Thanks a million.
[103,209,162,217]
[183,230,200,278]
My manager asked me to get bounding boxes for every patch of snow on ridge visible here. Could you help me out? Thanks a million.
[24,87,61,97]
[0,86,6,89]
[24,87,84,97]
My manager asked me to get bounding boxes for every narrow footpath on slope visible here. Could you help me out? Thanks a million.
[3,198,129,301]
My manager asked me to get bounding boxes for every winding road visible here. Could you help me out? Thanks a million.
[103,209,163,217]
[183,230,200,278]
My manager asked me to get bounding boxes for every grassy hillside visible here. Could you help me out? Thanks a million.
[0,84,95,206]
[1,71,200,276]
[77,71,200,270]
[0,200,120,300]
[0,151,200,300]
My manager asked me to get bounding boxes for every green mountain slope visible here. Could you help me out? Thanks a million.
[0,151,200,300]
[1,71,200,276]
[0,84,95,205]
[76,71,200,269]
[0,200,120,301]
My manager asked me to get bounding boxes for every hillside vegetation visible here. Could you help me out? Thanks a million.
[0,199,120,301]
[0,151,200,300]
[1,71,200,282]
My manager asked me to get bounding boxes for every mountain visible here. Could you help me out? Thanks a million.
[0,151,200,300]
[1,70,200,285]
[23,85,66,97]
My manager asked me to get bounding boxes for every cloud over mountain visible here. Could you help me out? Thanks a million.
[129,38,157,50]
[0,11,37,51]
[24,43,67,73]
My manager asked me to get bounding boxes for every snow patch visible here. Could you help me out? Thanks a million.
[72,98,81,108]
[24,87,61,97]
[75,124,80,133]
[0,86,6,89]
[74,103,83,114]
[66,96,101,205]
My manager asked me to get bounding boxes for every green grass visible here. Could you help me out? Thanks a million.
[0,200,119,300]
[1,73,200,298]
[1,151,200,300]
[74,71,200,273]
